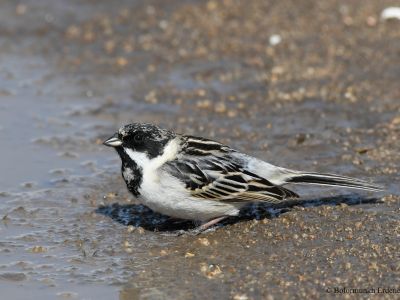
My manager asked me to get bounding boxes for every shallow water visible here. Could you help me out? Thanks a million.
[0,0,399,299]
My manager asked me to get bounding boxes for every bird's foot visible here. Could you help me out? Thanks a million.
[160,216,228,236]
[159,229,188,237]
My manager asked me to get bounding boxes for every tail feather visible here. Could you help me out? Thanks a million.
[286,172,383,192]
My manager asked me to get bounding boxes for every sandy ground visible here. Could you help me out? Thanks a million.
[0,0,399,299]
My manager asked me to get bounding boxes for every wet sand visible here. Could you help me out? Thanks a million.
[0,0,399,299]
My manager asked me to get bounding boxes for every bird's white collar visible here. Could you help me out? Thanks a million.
[124,138,180,170]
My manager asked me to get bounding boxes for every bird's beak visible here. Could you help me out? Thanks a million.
[103,133,123,147]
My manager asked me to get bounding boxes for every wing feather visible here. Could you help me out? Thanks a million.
[163,136,298,203]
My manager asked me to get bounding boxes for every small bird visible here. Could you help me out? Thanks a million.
[104,123,382,232]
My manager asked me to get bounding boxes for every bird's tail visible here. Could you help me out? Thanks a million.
[284,171,383,192]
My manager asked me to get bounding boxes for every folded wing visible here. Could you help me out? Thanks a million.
[163,136,298,203]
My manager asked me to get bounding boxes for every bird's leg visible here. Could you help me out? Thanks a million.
[161,216,228,236]
[200,216,228,230]
[188,216,228,235]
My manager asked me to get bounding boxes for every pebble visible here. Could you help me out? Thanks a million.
[233,294,249,300]
[115,57,128,67]
[381,7,400,20]
[198,238,210,246]
[196,99,211,109]
[56,292,78,298]
[214,102,227,113]
[200,263,222,278]
[30,246,47,253]
[185,252,195,258]
[125,248,133,254]
[269,34,282,46]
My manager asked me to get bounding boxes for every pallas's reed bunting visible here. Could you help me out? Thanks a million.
[104,123,382,232]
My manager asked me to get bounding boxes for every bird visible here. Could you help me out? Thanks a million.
[103,123,382,233]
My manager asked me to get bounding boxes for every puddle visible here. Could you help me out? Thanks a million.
[0,54,107,191]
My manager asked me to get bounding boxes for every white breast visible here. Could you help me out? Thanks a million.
[124,138,242,221]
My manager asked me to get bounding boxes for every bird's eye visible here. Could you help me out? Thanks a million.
[134,134,144,143]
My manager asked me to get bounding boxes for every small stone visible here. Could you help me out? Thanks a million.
[56,291,78,298]
[159,20,168,30]
[214,102,227,113]
[185,252,195,258]
[198,238,210,246]
[40,277,55,286]
[390,116,400,126]
[354,222,363,230]
[366,16,377,26]
[196,99,211,109]
[206,264,222,278]
[16,4,27,16]
[145,90,158,104]
[381,7,400,20]
[21,182,35,188]
[147,64,156,72]
[65,25,81,39]
[227,110,237,118]
[200,263,222,278]
[233,294,249,300]
[123,240,132,248]
[104,40,116,54]
[116,57,128,67]
[197,89,206,97]
[369,262,379,271]
[269,34,282,46]
[30,246,47,253]
[83,31,95,43]
[206,1,217,11]
[106,192,117,199]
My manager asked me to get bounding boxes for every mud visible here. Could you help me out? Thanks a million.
[0,0,399,299]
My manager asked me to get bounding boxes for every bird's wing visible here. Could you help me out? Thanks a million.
[163,136,298,203]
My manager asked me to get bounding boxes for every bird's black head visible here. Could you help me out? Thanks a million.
[103,123,176,159]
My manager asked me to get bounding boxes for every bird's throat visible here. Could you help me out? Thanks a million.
[116,147,143,197]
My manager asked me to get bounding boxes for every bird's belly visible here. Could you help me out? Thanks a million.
[138,171,241,221]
